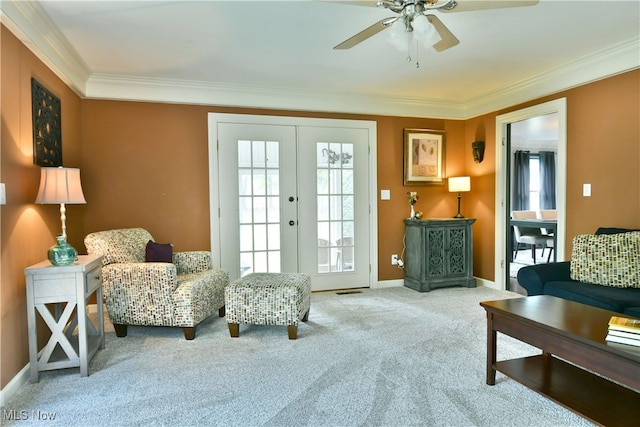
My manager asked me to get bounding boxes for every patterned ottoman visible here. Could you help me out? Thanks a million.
[225,273,311,339]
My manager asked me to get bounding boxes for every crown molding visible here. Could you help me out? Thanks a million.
[2,1,638,120]
[1,1,91,96]
[462,37,640,119]
[84,74,468,119]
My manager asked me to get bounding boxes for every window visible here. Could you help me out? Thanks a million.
[529,155,540,211]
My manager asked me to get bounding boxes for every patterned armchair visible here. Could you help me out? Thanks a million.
[84,228,228,340]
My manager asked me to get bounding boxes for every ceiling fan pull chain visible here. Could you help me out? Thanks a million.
[416,40,420,68]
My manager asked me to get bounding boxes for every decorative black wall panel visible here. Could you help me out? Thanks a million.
[31,78,62,166]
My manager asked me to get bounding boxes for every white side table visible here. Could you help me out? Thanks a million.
[25,254,105,382]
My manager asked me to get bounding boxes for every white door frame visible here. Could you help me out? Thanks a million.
[208,113,378,288]
[493,98,567,290]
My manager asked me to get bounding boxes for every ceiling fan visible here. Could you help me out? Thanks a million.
[334,0,539,53]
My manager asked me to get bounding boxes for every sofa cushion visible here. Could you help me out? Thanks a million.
[545,281,640,313]
[570,232,640,288]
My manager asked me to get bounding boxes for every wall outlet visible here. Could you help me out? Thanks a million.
[391,254,399,265]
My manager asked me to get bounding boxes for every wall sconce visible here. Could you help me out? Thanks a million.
[472,141,485,163]
[0,183,5,205]
[448,176,471,218]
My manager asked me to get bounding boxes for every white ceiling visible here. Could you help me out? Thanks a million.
[2,0,639,118]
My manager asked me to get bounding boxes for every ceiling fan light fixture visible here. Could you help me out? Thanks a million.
[412,14,433,35]
[388,19,411,51]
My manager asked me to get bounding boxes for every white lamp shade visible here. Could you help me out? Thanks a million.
[35,167,86,204]
[448,176,471,193]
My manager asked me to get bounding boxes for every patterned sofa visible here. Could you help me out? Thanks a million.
[85,228,229,340]
[517,228,640,317]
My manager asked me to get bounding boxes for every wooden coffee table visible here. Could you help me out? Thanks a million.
[480,295,640,425]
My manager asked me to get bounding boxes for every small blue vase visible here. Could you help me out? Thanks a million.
[48,235,78,266]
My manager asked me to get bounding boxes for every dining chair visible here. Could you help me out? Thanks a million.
[511,210,549,264]
[537,209,557,236]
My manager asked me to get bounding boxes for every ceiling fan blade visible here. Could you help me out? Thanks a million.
[427,14,460,52]
[441,0,539,13]
[334,18,394,49]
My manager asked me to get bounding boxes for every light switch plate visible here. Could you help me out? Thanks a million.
[583,183,591,197]
[380,189,391,200]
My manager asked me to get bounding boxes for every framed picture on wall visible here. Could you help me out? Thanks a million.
[31,78,62,167]
[403,128,446,185]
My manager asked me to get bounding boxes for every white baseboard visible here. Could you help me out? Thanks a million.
[476,277,499,290]
[0,362,30,408]
[0,303,101,408]
[374,279,404,289]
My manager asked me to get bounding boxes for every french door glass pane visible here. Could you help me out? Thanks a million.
[316,141,355,273]
[267,196,280,223]
[237,140,282,277]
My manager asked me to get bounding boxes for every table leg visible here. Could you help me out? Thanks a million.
[97,287,105,350]
[26,282,39,383]
[486,311,497,385]
[78,295,88,377]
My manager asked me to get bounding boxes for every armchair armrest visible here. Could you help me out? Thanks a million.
[173,251,212,275]
[516,261,572,296]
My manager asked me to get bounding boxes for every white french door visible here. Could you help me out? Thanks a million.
[210,114,375,291]
[298,126,370,291]
[217,123,298,277]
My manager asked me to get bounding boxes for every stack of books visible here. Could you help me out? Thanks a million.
[606,316,640,348]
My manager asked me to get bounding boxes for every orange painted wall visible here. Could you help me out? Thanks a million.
[2,20,639,390]
[1,26,83,388]
[462,115,496,281]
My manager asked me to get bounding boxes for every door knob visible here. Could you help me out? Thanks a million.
[289,220,296,226]
[289,196,295,202]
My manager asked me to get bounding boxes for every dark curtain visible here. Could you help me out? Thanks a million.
[539,151,556,209]
[512,150,530,211]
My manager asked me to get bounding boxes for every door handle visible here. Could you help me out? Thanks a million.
[289,220,296,226]
[289,196,295,202]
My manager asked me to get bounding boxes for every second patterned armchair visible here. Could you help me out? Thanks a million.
[84,228,228,340]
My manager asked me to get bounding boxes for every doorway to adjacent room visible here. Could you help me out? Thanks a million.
[494,98,568,292]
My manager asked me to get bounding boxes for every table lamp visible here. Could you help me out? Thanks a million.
[448,176,470,218]
[35,167,86,265]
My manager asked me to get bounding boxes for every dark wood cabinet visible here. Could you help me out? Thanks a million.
[404,218,476,292]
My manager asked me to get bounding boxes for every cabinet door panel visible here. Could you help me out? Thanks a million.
[447,228,467,275]
[426,229,445,277]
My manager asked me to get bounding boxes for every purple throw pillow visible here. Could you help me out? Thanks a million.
[145,240,173,263]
